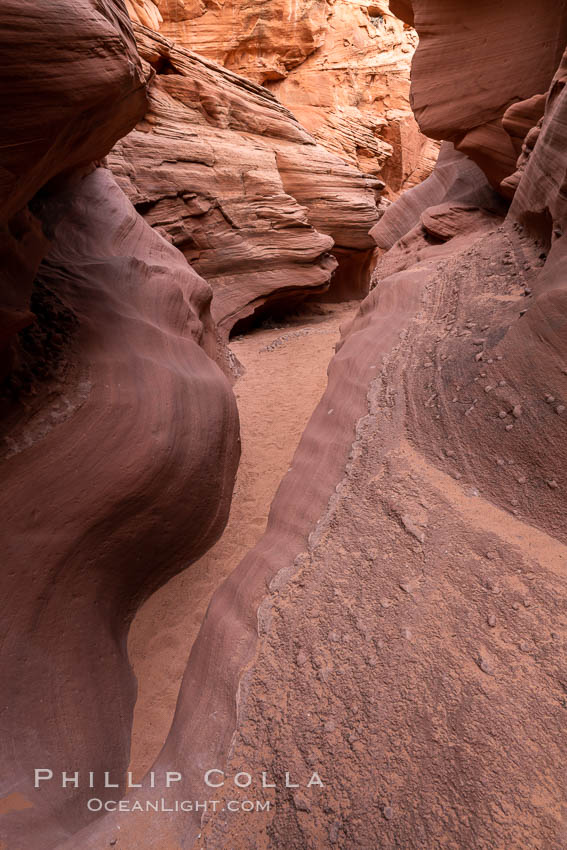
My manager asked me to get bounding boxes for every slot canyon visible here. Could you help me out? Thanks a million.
[1,1,567,849]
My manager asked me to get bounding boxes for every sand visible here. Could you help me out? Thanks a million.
[127,302,358,778]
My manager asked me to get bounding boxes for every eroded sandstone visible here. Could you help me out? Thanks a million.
[0,4,239,848]
[109,24,383,336]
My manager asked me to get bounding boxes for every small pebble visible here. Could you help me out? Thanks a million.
[383,806,394,821]
[475,352,484,362]
[517,476,527,484]
[545,395,556,404]
[556,405,565,415]
[505,424,514,431]
[512,405,522,418]
[478,656,494,675]
[548,479,559,490]
[485,385,493,393]
[498,410,507,419]
[512,602,521,611]
[487,614,497,628]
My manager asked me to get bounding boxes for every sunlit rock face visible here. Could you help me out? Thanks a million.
[267,0,439,195]
[123,0,439,196]
[108,24,385,335]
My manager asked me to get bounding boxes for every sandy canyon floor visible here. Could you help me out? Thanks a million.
[127,302,358,778]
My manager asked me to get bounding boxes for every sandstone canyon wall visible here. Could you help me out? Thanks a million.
[0,3,239,848]
[4,0,567,849]
[126,0,438,196]
[108,23,383,337]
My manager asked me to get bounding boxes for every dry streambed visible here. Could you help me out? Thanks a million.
[127,302,357,777]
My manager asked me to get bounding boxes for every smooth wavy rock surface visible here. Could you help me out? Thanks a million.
[0,167,239,850]
[109,24,383,336]
[0,3,240,847]
[0,0,147,377]
[395,0,567,191]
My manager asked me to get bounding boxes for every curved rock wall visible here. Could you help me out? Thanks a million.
[56,5,567,850]
[0,4,240,848]
[109,24,384,335]
[395,0,567,192]
[0,0,147,378]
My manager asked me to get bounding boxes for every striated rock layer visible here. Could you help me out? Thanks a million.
[267,0,439,195]
[125,0,438,196]
[109,24,383,337]
[128,0,329,84]
[0,3,239,848]
[0,0,147,378]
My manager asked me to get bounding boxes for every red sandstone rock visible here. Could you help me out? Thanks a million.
[0,4,239,848]
[399,0,567,190]
[0,0,148,377]
[62,8,567,850]
[128,0,329,84]
[6,3,567,850]
[370,142,506,252]
[266,0,438,195]
[0,167,239,849]
[109,24,384,334]
[125,0,438,196]
[421,202,501,243]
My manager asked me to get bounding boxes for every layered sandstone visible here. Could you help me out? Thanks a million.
[127,0,329,84]
[6,1,567,849]
[109,24,383,336]
[125,0,438,196]
[267,0,438,194]
[0,0,147,378]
